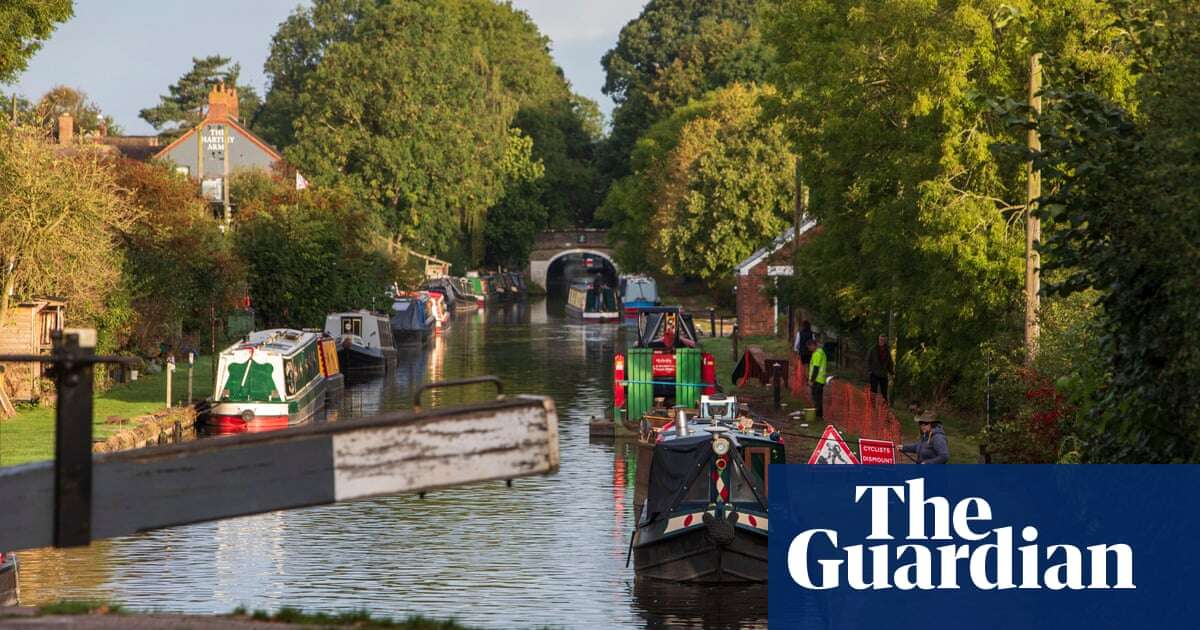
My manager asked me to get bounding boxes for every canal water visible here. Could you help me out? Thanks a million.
[17,297,767,629]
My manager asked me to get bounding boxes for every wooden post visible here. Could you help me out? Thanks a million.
[165,356,175,408]
[187,352,194,405]
[1025,53,1043,363]
[772,363,782,410]
[53,329,95,547]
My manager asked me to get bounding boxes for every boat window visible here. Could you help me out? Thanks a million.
[341,317,362,337]
[378,321,393,347]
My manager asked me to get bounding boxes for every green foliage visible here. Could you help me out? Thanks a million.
[763,0,1135,403]
[282,2,517,260]
[599,84,793,279]
[485,131,546,268]
[601,0,772,176]
[1034,1,1200,461]
[32,85,120,137]
[112,159,244,353]
[0,0,72,82]
[139,55,262,140]
[230,173,395,328]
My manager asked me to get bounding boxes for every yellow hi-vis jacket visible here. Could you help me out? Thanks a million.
[809,347,829,385]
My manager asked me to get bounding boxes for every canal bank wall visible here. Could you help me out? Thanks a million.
[91,407,198,454]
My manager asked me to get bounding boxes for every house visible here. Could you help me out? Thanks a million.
[0,298,66,403]
[734,219,820,337]
[151,84,289,221]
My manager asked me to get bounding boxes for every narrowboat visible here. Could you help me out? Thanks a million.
[504,271,527,299]
[461,273,488,305]
[565,280,621,322]
[591,306,716,438]
[426,291,449,333]
[209,329,327,434]
[632,394,783,583]
[0,551,16,607]
[324,310,397,378]
[426,277,475,311]
[391,292,436,344]
[488,273,513,301]
[620,274,660,316]
[316,333,344,406]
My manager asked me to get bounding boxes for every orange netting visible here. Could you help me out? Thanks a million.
[789,354,901,444]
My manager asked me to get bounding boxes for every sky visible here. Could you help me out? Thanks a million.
[11,0,647,135]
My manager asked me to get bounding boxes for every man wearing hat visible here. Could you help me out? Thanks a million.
[897,412,950,464]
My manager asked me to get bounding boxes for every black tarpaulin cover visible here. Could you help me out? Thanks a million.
[646,438,714,523]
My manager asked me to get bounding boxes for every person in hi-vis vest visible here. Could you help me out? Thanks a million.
[807,338,829,420]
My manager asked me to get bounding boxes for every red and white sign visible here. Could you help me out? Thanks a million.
[858,438,896,465]
[652,353,676,377]
[808,425,860,465]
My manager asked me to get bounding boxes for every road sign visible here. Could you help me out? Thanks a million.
[859,438,896,465]
[0,395,560,553]
[808,425,860,465]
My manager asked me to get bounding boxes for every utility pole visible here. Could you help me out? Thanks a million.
[1024,53,1042,364]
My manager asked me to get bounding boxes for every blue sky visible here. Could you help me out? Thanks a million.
[11,0,646,135]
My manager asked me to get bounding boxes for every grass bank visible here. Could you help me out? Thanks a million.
[0,356,215,466]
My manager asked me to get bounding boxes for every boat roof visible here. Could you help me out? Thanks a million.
[225,329,317,357]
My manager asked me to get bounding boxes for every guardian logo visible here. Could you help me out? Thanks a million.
[767,466,1185,629]
[786,479,1135,591]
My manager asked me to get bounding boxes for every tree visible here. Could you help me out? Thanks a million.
[112,159,243,353]
[485,131,546,268]
[651,84,795,280]
[599,84,794,280]
[259,0,601,230]
[601,0,771,176]
[139,55,262,140]
[1034,1,1200,461]
[33,85,120,137]
[0,1,72,83]
[230,172,396,328]
[282,2,521,260]
[0,126,139,339]
[762,0,1135,402]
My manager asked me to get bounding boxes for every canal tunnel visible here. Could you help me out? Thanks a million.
[544,251,619,298]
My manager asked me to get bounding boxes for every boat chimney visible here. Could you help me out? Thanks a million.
[674,406,689,437]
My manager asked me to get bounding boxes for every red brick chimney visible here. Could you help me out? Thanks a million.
[57,112,73,145]
[206,83,239,121]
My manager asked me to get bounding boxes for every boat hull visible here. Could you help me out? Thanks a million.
[337,344,396,378]
[565,303,621,322]
[208,380,326,435]
[392,327,431,344]
[634,517,768,583]
[0,555,17,607]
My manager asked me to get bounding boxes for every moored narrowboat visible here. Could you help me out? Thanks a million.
[565,280,620,322]
[391,292,436,344]
[620,274,660,316]
[632,394,783,583]
[461,273,488,305]
[209,329,327,434]
[324,310,397,379]
[592,306,717,438]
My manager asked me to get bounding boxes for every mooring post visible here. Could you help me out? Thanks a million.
[732,324,740,363]
[52,329,95,548]
[187,352,194,405]
[708,308,716,337]
[772,362,782,410]
[166,355,175,408]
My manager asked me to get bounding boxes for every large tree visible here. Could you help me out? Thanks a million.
[282,1,522,260]
[598,83,794,279]
[0,1,72,83]
[33,85,119,137]
[139,55,262,140]
[0,126,138,336]
[763,0,1135,401]
[601,0,771,177]
[1034,1,1200,460]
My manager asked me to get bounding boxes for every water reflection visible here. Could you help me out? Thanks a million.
[16,298,768,628]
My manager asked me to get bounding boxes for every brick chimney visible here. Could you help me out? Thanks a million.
[206,83,239,121]
[57,112,73,145]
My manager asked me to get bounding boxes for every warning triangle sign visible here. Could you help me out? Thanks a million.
[808,425,860,465]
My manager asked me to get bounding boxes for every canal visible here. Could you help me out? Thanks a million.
[16,297,767,629]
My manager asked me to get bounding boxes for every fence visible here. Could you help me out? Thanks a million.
[790,354,901,444]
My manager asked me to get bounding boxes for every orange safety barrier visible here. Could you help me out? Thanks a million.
[788,351,901,444]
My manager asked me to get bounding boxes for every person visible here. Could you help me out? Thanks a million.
[898,414,950,464]
[807,338,829,420]
[794,320,814,364]
[866,334,894,402]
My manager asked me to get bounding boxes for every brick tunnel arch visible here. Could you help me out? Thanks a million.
[529,249,620,288]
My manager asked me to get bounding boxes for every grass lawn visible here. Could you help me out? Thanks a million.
[699,333,983,463]
[0,355,215,466]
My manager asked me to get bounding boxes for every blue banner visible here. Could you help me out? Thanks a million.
[768,465,1200,629]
